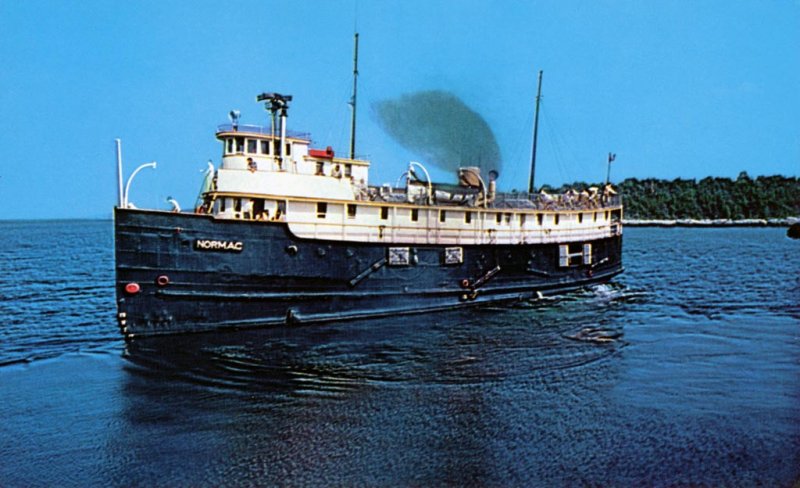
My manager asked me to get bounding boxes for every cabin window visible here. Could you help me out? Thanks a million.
[496,213,502,224]
[219,198,226,212]
[537,214,543,225]
[593,212,598,222]
[234,199,242,212]
[345,164,352,177]
[381,207,389,220]
[439,210,447,223]
[261,140,270,155]
[578,213,583,224]
[519,214,526,225]
[235,137,244,153]
[273,140,280,155]
[316,202,327,219]
[465,211,472,224]
[247,139,257,153]
[285,143,291,156]
[226,139,234,154]
[253,199,265,219]
[554,214,560,225]
[276,201,286,219]
[347,204,357,218]
[315,161,324,175]
[505,213,512,223]
[411,208,418,222]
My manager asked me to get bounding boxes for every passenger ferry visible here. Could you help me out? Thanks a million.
[114,62,623,338]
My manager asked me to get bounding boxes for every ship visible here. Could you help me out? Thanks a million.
[113,48,623,338]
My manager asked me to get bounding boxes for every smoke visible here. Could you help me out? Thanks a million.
[373,90,502,175]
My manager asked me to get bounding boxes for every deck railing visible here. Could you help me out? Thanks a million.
[216,124,311,140]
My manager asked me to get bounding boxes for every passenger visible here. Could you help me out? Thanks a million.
[247,157,257,173]
[332,164,342,179]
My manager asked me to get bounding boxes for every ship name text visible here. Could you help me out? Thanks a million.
[194,239,244,252]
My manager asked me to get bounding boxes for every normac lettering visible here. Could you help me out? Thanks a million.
[194,240,244,252]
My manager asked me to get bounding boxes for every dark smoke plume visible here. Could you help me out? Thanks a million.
[373,90,502,175]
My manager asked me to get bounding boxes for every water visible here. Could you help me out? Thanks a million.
[1,221,798,486]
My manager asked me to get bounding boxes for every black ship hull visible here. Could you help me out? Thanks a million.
[114,208,623,337]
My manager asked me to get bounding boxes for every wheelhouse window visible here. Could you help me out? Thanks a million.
[347,204,357,218]
[226,139,234,154]
[380,207,389,220]
[247,139,257,153]
[235,137,244,153]
[261,140,270,155]
[316,202,327,219]
[410,208,419,222]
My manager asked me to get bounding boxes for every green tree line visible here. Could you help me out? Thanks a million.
[545,172,799,220]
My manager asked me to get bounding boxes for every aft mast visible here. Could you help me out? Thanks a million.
[528,70,543,194]
[349,32,360,160]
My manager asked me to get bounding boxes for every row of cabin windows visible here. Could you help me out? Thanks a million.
[213,197,285,219]
[316,161,353,177]
[315,203,606,226]
[225,137,291,157]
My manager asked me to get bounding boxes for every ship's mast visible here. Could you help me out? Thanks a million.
[528,70,543,194]
[349,32,359,160]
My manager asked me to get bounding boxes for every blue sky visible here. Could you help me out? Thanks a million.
[1,0,798,219]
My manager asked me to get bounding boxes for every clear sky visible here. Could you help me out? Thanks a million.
[1,0,798,219]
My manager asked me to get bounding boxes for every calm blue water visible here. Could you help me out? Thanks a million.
[1,221,798,486]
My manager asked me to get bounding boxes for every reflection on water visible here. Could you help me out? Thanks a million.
[114,290,634,486]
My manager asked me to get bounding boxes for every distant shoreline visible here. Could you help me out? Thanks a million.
[623,218,799,228]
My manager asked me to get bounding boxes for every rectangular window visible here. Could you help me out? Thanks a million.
[316,162,324,175]
[554,214,560,225]
[519,214,526,225]
[347,204,357,218]
[247,139,257,153]
[578,213,583,224]
[226,139,234,154]
[273,140,280,155]
[593,212,598,222]
[317,202,327,219]
[411,208,418,222]
[537,214,543,225]
[381,207,389,220]
[496,213,502,224]
[234,199,242,212]
[285,143,291,156]
[505,213,512,223]
[220,198,226,212]
[235,137,244,153]
[465,211,472,224]
[439,210,446,223]
[261,140,269,155]
[345,164,352,177]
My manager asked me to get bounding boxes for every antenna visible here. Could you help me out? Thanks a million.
[349,32,360,160]
[528,70,543,194]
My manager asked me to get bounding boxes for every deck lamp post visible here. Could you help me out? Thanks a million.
[124,161,157,208]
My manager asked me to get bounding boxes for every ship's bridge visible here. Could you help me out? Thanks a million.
[214,123,370,201]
